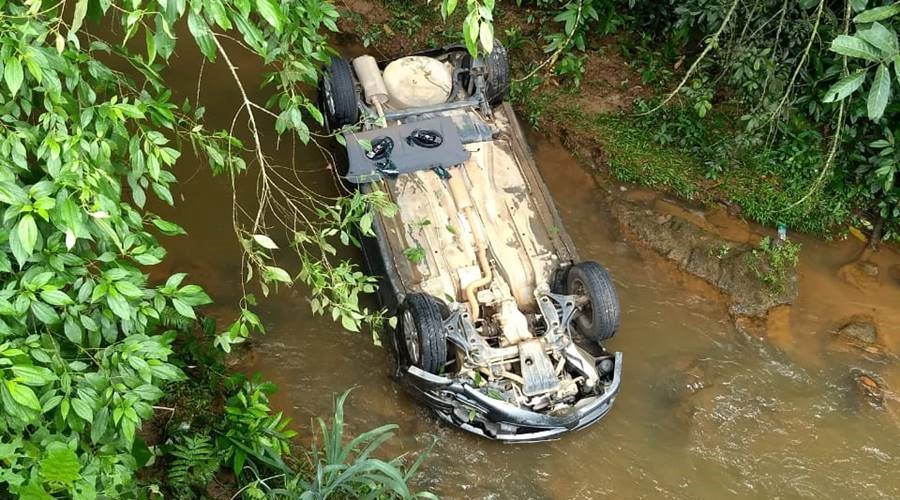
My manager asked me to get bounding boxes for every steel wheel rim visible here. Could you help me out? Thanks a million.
[402,309,420,365]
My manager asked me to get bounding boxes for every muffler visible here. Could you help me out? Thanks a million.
[352,55,388,118]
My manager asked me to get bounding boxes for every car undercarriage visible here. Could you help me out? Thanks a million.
[318,40,623,442]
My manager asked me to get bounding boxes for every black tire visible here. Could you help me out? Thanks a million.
[317,57,359,133]
[462,39,510,105]
[398,293,447,374]
[550,266,570,294]
[567,261,620,342]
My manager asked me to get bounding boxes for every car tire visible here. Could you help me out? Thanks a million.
[398,293,447,374]
[482,40,510,104]
[567,261,620,342]
[317,57,359,133]
[462,39,510,105]
[550,266,570,294]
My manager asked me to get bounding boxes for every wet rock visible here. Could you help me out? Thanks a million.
[861,261,879,277]
[662,355,724,427]
[835,316,878,344]
[828,316,889,360]
[889,264,900,285]
[734,315,767,339]
[850,368,886,409]
[612,200,798,318]
[838,259,880,289]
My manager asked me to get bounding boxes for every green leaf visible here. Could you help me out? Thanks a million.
[70,397,94,422]
[64,318,83,345]
[5,380,41,410]
[463,11,480,57]
[133,384,164,401]
[856,22,898,56]
[16,482,53,500]
[0,181,27,205]
[830,35,882,61]
[187,11,217,61]
[149,362,184,381]
[360,212,374,236]
[114,280,145,299]
[17,214,38,256]
[867,63,892,120]
[39,444,80,486]
[91,407,109,443]
[480,21,494,53]
[850,0,868,12]
[120,413,136,444]
[256,0,283,31]
[340,313,359,332]
[264,265,292,283]
[11,365,57,386]
[106,293,132,320]
[895,54,900,83]
[31,301,60,325]
[4,56,23,97]
[152,217,186,236]
[40,289,72,306]
[42,395,63,413]
[445,0,458,17]
[854,3,900,23]
[165,273,188,289]
[253,234,279,249]
[70,0,89,35]
[171,298,196,319]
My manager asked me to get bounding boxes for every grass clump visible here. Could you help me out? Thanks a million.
[748,236,802,294]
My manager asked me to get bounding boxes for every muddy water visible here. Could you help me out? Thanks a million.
[154,38,900,499]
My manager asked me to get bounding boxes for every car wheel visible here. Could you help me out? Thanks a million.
[398,293,447,374]
[317,57,359,133]
[567,261,620,342]
[462,39,510,105]
[482,40,510,104]
[550,266,570,294]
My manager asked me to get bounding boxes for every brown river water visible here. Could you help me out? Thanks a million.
[150,36,900,500]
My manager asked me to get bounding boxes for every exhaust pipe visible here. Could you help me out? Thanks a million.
[352,55,388,119]
[448,167,492,319]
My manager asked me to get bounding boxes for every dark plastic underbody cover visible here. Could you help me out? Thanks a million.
[343,116,470,183]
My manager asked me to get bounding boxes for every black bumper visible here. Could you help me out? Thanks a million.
[400,352,622,443]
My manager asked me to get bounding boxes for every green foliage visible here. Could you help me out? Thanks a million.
[166,433,220,497]
[404,246,427,265]
[748,236,802,294]
[503,0,899,239]
[217,375,298,477]
[438,0,496,55]
[0,0,413,496]
[244,389,436,499]
[825,8,900,121]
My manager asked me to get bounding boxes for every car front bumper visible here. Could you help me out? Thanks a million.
[400,351,622,443]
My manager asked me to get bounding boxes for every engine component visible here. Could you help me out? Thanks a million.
[352,55,389,117]
[518,339,560,396]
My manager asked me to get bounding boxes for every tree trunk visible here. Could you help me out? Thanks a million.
[868,213,883,251]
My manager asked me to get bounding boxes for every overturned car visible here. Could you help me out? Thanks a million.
[317,41,622,442]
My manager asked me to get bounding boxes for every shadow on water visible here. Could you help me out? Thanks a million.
[153,34,900,500]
